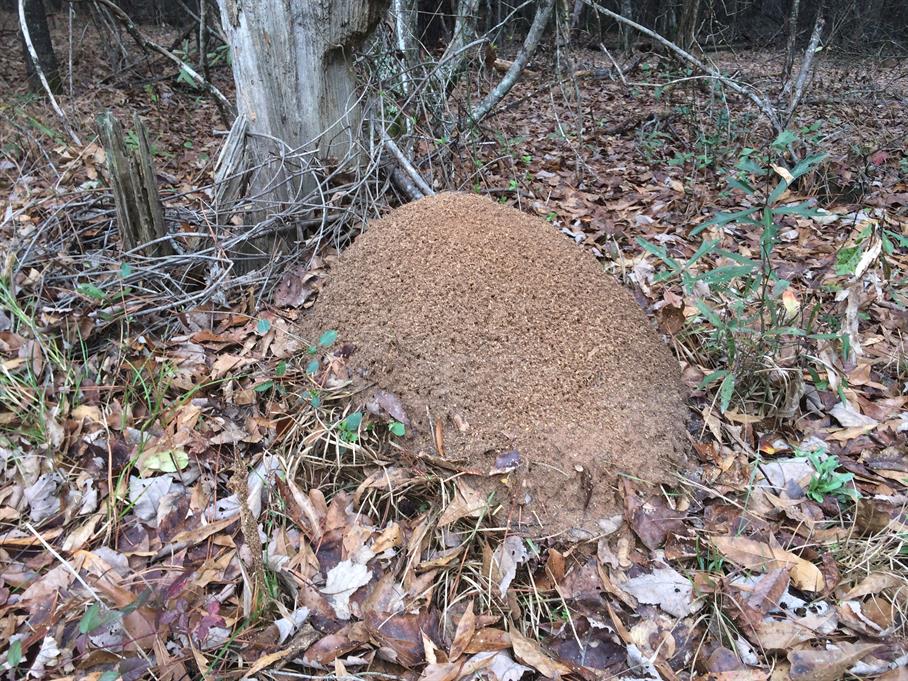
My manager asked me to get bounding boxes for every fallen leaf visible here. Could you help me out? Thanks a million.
[509,626,571,678]
[619,566,699,617]
[492,536,529,598]
[450,600,476,660]
[788,642,881,681]
[322,560,372,620]
[712,536,824,592]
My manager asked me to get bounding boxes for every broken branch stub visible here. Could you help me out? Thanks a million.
[96,112,171,257]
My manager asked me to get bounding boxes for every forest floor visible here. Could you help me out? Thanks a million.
[1,12,907,681]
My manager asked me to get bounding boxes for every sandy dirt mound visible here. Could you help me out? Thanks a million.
[307,192,688,536]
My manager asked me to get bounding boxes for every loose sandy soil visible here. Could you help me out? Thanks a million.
[308,192,689,536]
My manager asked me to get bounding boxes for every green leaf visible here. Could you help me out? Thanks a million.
[691,207,758,237]
[79,603,119,634]
[343,411,363,430]
[726,176,755,194]
[144,448,190,473]
[254,380,274,393]
[389,421,406,437]
[693,300,725,329]
[7,638,22,667]
[309,393,322,408]
[734,157,766,176]
[835,246,861,276]
[76,283,106,301]
[773,202,822,218]
[275,361,287,377]
[698,369,728,389]
[256,318,271,334]
[767,176,790,204]
[771,129,798,149]
[698,264,758,286]
[718,373,736,412]
[305,359,320,375]
[120,589,151,615]
[635,238,679,268]
[318,330,338,347]
[119,262,133,277]
[788,153,827,182]
[99,672,120,681]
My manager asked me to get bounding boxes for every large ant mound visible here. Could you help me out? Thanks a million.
[308,192,688,536]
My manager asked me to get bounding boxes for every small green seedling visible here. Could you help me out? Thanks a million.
[337,411,363,443]
[388,421,406,437]
[804,447,860,503]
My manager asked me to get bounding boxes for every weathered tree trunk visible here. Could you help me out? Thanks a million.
[20,0,61,93]
[217,0,385,163]
[619,0,634,51]
[213,0,385,267]
[436,0,480,94]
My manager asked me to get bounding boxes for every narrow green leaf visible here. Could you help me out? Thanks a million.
[788,153,827,181]
[691,207,758,236]
[7,639,22,667]
[635,237,679,268]
[76,283,106,301]
[835,246,861,276]
[718,373,736,412]
[694,300,725,329]
[254,380,274,393]
[697,369,728,389]
[79,603,118,634]
[771,129,798,149]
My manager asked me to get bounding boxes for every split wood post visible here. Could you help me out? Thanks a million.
[97,111,172,257]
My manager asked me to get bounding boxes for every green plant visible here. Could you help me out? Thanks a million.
[337,410,363,444]
[638,132,843,416]
[803,445,860,503]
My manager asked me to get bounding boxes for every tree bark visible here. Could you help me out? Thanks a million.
[213,0,385,267]
[217,0,385,163]
[97,112,172,257]
[619,0,634,51]
[20,0,61,93]
[436,0,480,95]
[674,0,701,51]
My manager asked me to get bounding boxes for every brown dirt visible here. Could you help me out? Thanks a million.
[307,192,688,537]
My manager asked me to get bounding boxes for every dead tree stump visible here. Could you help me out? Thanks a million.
[97,112,171,257]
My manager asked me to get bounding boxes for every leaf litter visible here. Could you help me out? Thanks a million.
[0,20,906,681]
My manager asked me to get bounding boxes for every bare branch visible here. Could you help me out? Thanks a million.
[93,0,235,123]
[381,128,435,197]
[580,0,783,133]
[465,0,556,127]
[786,7,825,124]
